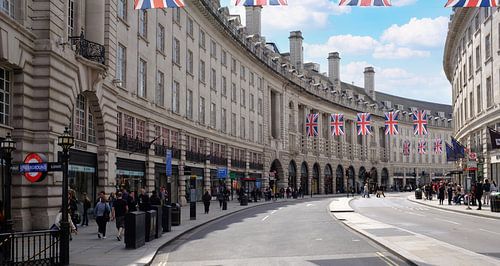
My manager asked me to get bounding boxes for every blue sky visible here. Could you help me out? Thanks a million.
[222,0,453,104]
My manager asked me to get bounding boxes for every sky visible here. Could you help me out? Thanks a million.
[221,0,453,105]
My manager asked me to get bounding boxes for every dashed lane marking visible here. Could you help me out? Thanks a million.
[479,228,500,236]
[262,215,270,221]
[376,251,398,266]
[434,217,460,225]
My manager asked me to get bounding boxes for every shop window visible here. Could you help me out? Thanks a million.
[162,127,170,146]
[117,112,122,136]
[136,119,145,141]
[1,0,15,18]
[68,0,75,37]
[74,94,97,143]
[124,114,135,137]
[0,67,11,125]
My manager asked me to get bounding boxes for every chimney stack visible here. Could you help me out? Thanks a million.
[289,31,303,70]
[245,6,262,37]
[364,67,376,100]
[328,52,340,88]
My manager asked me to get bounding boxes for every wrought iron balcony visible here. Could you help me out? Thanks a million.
[117,134,150,154]
[154,143,181,159]
[209,155,228,166]
[249,162,264,170]
[231,159,246,169]
[69,33,105,65]
[186,150,206,163]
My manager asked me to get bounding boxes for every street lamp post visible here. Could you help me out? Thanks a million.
[1,133,16,233]
[58,127,74,265]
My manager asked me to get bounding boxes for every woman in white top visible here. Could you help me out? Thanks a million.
[53,208,78,239]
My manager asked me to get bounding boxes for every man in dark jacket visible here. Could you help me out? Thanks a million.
[138,188,151,211]
[475,181,484,210]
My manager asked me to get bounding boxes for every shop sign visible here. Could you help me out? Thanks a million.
[491,154,500,164]
[166,149,172,176]
[229,172,236,180]
[116,169,144,177]
[217,167,228,179]
[467,161,477,168]
[69,165,95,173]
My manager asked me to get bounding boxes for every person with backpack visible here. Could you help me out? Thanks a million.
[94,195,111,239]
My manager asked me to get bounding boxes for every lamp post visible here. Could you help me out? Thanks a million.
[58,127,74,265]
[1,133,16,233]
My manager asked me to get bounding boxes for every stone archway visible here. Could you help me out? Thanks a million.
[324,164,333,194]
[347,166,355,192]
[300,162,309,194]
[312,163,320,194]
[336,165,345,193]
[270,159,284,192]
[370,167,378,191]
[381,168,389,189]
[288,160,298,190]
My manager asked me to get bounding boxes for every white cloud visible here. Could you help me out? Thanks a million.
[381,17,449,48]
[391,0,418,7]
[304,35,379,59]
[373,44,430,59]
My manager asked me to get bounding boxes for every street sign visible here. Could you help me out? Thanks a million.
[229,172,236,180]
[166,149,172,176]
[217,167,228,179]
[23,153,48,183]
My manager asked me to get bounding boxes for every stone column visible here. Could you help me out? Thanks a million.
[178,131,187,206]
[308,162,313,195]
[204,138,211,193]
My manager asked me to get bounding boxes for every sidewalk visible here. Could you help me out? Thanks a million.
[70,199,273,266]
[407,195,500,220]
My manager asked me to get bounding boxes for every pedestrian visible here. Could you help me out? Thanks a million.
[202,190,211,214]
[81,193,91,227]
[94,196,111,239]
[53,207,78,240]
[217,188,224,209]
[438,182,445,205]
[363,183,370,198]
[69,190,79,228]
[150,191,161,206]
[127,191,137,212]
[491,181,498,193]
[111,192,128,241]
[138,188,150,211]
[475,181,484,210]
[447,184,453,205]
[483,179,491,205]
[108,192,116,209]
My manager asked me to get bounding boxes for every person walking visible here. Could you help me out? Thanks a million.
[483,179,491,206]
[111,192,128,241]
[138,188,150,211]
[475,180,484,210]
[150,191,161,206]
[202,190,211,214]
[81,193,91,227]
[491,181,498,193]
[447,184,453,205]
[438,182,445,205]
[363,183,370,198]
[127,191,137,212]
[94,196,111,239]
[217,188,224,209]
[53,207,78,240]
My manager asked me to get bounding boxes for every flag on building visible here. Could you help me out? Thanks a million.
[330,114,345,136]
[235,0,288,6]
[403,140,411,156]
[434,138,443,154]
[489,127,500,150]
[339,0,392,6]
[384,111,399,135]
[418,140,427,154]
[451,137,466,158]
[413,110,428,136]
[445,0,498,7]
[356,113,372,136]
[306,113,319,137]
[446,142,458,161]
[134,0,185,9]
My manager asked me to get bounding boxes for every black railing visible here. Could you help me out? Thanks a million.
[186,150,206,163]
[69,33,105,65]
[209,155,227,166]
[249,162,264,170]
[0,230,61,265]
[117,134,150,154]
[154,143,181,159]
[231,160,246,169]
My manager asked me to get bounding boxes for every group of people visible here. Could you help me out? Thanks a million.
[429,179,497,210]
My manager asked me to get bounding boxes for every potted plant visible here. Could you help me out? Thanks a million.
[491,192,500,212]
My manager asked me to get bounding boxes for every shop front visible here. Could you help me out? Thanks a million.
[116,158,146,193]
[155,163,178,204]
[67,150,98,202]
[184,166,204,202]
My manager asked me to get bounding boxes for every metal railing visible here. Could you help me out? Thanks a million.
[154,143,181,159]
[117,134,150,154]
[0,230,61,265]
[209,155,227,166]
[249,162,264,170]
[231,160,246,169]
[69,33,105,65]
[186,150,206,163]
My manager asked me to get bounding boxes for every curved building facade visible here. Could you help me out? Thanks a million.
[0,0,452,230]
[443,7,500,185]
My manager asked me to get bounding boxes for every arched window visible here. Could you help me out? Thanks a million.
[74,94,97,143]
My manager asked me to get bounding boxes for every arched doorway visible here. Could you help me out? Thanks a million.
[312,163,320,194]
[370,167,378,191]
[288,160,297,190]
[324,164,333,194]
[270,159,283,194]
[336,165,344,193]
[347,166,355,192]
[381,168,389,189]
[359,166,367,192]
[300,162,309,194]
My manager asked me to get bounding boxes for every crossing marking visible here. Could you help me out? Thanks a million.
[262,215,270,221]
[271,210,277,214]
[434,218,460,225]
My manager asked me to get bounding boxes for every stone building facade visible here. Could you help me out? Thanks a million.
[443,7,500,186]
[0,0,453,231]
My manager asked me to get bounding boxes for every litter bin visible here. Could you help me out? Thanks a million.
[491,192,500,212]
[125,211,146,249]
[171,203,181,226]
[240,195,248,206]
[415,189,422,200]
[145,210,157,242]
[150,206,163,238]
[162,205,172,232]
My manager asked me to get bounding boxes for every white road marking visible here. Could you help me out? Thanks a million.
[271,210,277,214]
[479,228,500,236]
[315,238,322,241]
[307,204,314,207]
[352,239,360,242]
[376,252,397,266]
[405,212,424,217]
[262,215,270,221]
[434,218,460,225]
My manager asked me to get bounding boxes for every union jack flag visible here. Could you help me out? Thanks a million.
[413,110,428,136]
[134,0,184,9]
[434,138,443,154]
[356,113,372,136]
[330,114,345,136]
[403,140,411,156]
[235,0,287,6]
[445,0,498,7]
[384,111,399,135]
[418,140,427,155]
[339,0,391,6]
[306,114,319,137]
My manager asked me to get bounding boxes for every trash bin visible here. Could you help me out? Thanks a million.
[171,203,181,226]
[162,205,172,232]
[150,206,163,238]
[125,211,146,249]
[145,210,157,242]
[491,192,500,212]
[240,195,248,206]
[415,189,422,200]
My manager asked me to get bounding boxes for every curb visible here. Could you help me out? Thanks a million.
[406,196,500,220]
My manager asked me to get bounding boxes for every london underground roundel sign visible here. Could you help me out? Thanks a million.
[23,153,47,183]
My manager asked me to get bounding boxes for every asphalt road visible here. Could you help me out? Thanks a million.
[351,193,500,260]
[152,198,409,266]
